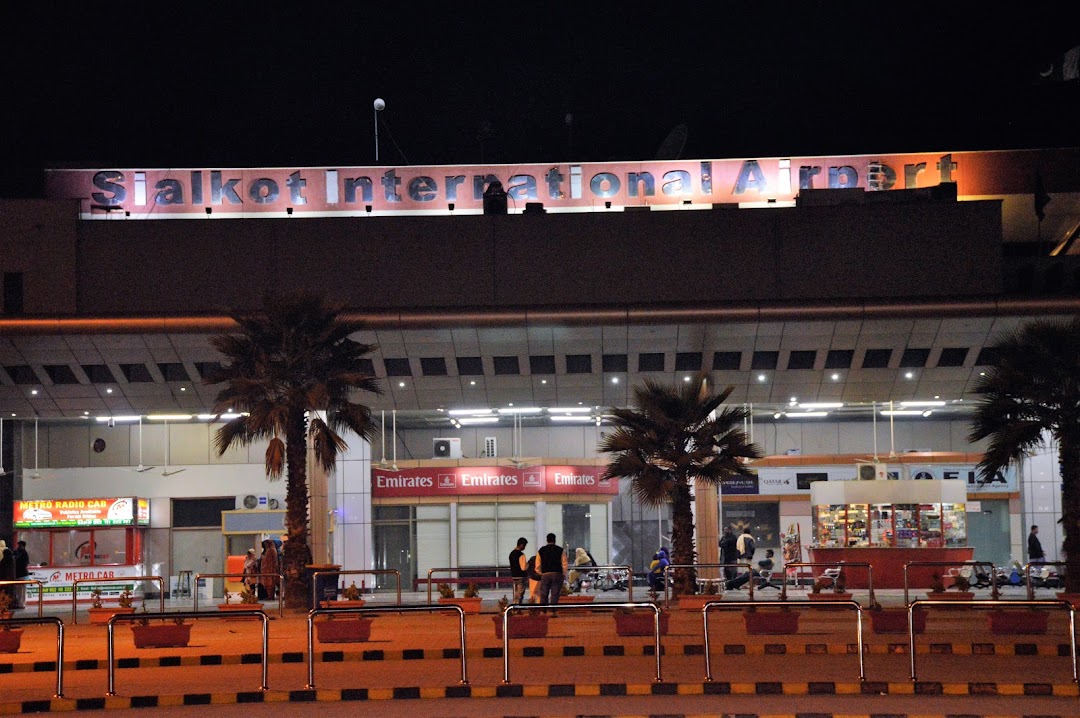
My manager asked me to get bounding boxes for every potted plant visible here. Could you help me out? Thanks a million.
[130,606,192,648]
[436,582,482,614]
[928,572,974,601]
[742,602,800,635]
[320,581,366,609]
[614,590,670,636]
[0,593,22,653]
[493,596,550,639]
[867,600,926,634]
[218,586,263,613]
[558,584,595,604]
[988,607,1050,635]
[88,589,138,624]
[314,607,374,643]
[676,578,720,610]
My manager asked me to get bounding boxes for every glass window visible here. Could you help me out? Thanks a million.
[845,504,868,546]
[91,529,128,565]
[919,504,943,547]
[19,532,50,568]
[942,503,966,547]
[56,530,93,566]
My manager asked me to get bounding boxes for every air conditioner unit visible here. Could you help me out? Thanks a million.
[855,462,887,481]
[237,494,269,510]
[433,437,462,459]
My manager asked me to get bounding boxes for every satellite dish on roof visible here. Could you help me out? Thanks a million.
[655,123,688,160]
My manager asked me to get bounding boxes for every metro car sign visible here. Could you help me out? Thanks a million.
[372,465,616,498]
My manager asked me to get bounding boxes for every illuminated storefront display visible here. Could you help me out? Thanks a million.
[14,497,150,528]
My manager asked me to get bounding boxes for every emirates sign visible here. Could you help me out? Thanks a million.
[372,465,617,498]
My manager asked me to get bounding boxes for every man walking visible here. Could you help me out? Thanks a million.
[537,533,568,605]
[509,537,529,604]
[13,541,29,609]
[1028,525,1045,563]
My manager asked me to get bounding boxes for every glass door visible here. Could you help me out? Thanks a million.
[373,523,414,591]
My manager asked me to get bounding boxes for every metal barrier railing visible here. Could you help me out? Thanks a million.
[572,564,634,600]
[501,602,663,684]
[702,599,865,681]
[425,566,512,604]
[0,578,44,617]
[310,569,402,608]
[305,604,468,688]
[0,615,65,697]
[194,572,285,618]
[908,599,1075,682]
[781,562,875,606]
[71,576,165,625]
[903,560,999,604]
[106,610,270,695]
[663,563,753,606]
[1025,561,1067,600]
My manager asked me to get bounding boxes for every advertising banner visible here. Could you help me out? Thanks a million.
[372,465,616,498]
[26,565,145,602]
[749,465,1016,495]
[906,465,1017,492]
[719,476,760,495]
[14,497,148,528]
[43,149,1069,219]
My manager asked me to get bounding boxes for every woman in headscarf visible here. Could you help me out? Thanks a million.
[242,548,259,591]
[259,540,279,600]
[568,547,593,592]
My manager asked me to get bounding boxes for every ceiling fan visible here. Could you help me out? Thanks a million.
[125,416,156,473]
[18,417,51,480]
[159,419,186,477]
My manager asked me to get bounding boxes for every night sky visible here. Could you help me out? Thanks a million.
[2,4,1077,196]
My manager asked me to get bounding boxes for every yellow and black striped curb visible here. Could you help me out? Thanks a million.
[2,641,1076,673]
[1,682,1078,714]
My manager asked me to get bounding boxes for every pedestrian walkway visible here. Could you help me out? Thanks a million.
[0,589,1077,715]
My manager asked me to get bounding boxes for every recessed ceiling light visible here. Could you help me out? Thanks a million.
[30,389,38,395]
[757,374,766,382]
[979,372,986,376]
[831,373,840,381]
[541,379,547,384]
[612,377,619,384]
[398,381,405,388]
[799,402,844,409]
[904,372,914,379]
[106,388,113,394]
[83,411,89,415]
[684,376,691,382]
[789,397,797,404]
[180,387,186,392]
[470,380,476,385]
[449,409,491,416]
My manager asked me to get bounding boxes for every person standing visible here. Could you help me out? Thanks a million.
[537,533,568,605]
[719,527,739,581]
[242,548,259,592]
[259,539,279,600]
[12,541,30,609]
[508,537,529,604]
[736,528,756,562]
[1028,525,1045,562]
[0,542,14,606]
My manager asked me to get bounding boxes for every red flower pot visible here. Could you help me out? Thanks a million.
[437,597,482,614]
[131,623,192,648]
[493,614,550,639]
[743,610,800,635]
[0,630,23,653]
[88,607,136,625]
[315,617,374,643]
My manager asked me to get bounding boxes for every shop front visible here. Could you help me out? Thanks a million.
[13,497,151,603]
[371,464,618,588]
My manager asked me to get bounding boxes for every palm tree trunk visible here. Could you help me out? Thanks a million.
[283,409,312,609]
[670,481,697,596]
[1059,430,1080,594]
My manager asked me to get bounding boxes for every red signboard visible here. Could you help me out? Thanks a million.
[42,149,1080,219]
[372,465,616,498]
[14,497,149,528]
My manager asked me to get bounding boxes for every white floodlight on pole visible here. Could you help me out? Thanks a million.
[373,98,385,162]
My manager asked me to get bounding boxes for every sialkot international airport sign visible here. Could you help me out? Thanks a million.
[43,149,1061,219]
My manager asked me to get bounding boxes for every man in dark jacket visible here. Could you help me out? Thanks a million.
[508,537,529,604]
[537,533,568,605]
[1028,525,1045,562]
[13,541,30,609]
[719,527,739,580]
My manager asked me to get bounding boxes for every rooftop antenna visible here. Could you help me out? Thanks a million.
[373,98,385,163]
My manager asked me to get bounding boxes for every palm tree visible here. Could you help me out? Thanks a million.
[969,316,1080,592]
[209,293,381,608]
[599,373,762,596]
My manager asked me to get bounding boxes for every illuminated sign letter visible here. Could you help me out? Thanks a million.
[734,161,766,194]
[92,171,125,206]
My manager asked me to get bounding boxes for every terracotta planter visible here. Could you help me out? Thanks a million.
[315,617,373,643]
[743,610,800,635]
[807,592,853,601]
[558,594,595,604]
[677,594,721,611]
[493,614,550,639]
[870,608,927,634]
[613,611,670,636]
[217,602,264,620]
[319,599,366,609]
[989,610,1049,635]
[131,623,192,648]
[0,629,23,653]
[88,607,136,625]
[437,597,482,614]
[927,592,975,601]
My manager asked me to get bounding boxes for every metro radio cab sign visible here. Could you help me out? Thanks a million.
[372,465,616,498]
[14,497,150,529]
